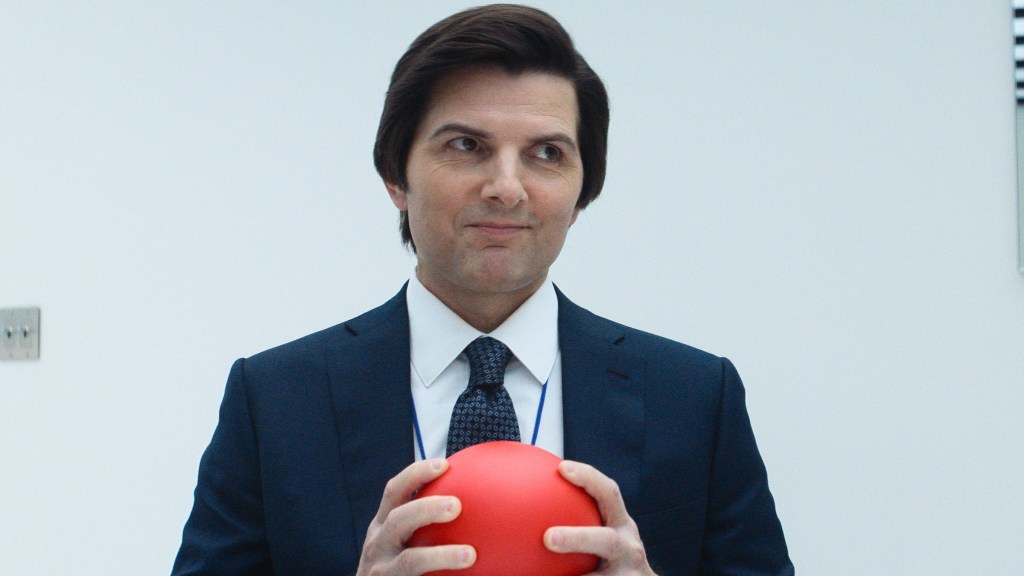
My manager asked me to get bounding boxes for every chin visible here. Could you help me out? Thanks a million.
[452,251,552,295]
[476,275,545,296]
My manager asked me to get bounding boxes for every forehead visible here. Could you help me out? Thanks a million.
[418,66,579,138]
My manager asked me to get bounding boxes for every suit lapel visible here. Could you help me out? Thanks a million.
[326,288,414,548]
[557,289,646,513]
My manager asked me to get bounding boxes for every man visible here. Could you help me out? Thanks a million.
[172,5,793,576]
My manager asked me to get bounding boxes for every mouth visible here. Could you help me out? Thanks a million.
[468,222,529,236]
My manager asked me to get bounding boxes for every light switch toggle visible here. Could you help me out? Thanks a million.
[1,307,40,361]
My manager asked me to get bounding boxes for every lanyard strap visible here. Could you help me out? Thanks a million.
[413,380,549,461]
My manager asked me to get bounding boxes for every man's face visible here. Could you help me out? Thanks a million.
[386,66,583,306]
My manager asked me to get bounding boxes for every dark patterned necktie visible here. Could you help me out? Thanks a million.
[446,336,520,456]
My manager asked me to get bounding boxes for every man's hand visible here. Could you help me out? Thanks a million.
[356,459,476,576]
[544,461,657,576]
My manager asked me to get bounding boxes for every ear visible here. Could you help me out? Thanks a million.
[385,181,408,211]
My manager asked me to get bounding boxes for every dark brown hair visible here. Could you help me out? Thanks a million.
[373,4,610,249]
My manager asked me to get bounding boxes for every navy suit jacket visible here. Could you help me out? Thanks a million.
[172,287,793,575]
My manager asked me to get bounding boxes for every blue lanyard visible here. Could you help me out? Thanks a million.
[413,380,549,461]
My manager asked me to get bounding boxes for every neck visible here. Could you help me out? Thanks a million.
[446,294,530,333]
[416,273,543,333]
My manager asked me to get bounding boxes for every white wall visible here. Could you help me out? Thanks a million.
[2,1,1022,574]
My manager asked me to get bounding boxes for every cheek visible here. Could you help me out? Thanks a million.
[406,194,463,250]
[407,172,470,219]
[548,196,582,228]
[409,194,457,225]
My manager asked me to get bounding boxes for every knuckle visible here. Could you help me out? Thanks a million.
[605,479,622,501]
[396,549,417,576]
[382,477,403,501]
[366,564,388,576]
[625,539,647,566]
[383,505,403,528]
[607,532,625,556]
[362,536,385,563]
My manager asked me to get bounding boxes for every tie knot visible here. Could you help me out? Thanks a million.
[464,336,512,388]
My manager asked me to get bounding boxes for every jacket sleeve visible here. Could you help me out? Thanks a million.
[171,358,273,575]
[700,358,794,575]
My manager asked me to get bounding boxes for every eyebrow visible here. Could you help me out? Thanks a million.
[429,122,490,141]
[428,122,578,151]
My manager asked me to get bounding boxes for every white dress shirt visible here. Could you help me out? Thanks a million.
[406,274,564,460]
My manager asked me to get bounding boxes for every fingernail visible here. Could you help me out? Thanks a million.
[562,461,577,475]
[445,497,458,513]
[459,546,475,565]
[431,459,445,471]
[548,529,563,549]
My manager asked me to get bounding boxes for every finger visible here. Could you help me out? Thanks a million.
[386,495,462,545]
[544,525,619,556]
[558,460,630,527]
[394,544,476,576]
[374,459,449,524]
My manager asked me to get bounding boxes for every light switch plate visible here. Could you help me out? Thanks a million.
[1,307,40,361]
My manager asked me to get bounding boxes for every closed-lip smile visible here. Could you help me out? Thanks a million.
[469,221,529,235]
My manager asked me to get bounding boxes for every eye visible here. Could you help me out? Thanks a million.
[449,137,479,152]
[532,144,563,162]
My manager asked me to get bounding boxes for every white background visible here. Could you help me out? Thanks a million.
[2,1,1023,574]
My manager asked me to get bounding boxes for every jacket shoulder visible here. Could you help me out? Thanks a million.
[557,288,725,370]
[243,287,408,376]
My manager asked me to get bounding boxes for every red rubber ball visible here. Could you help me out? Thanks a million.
[409,441,601,576]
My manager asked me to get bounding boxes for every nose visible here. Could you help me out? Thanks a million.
[480,151,527,207]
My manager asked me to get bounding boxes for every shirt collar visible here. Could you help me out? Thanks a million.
[406,274,559,388]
